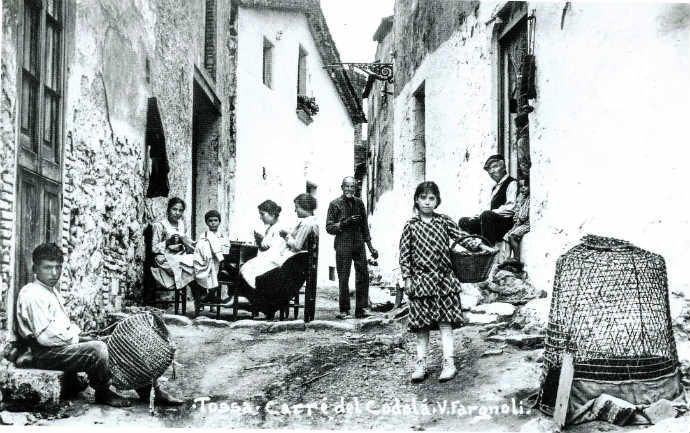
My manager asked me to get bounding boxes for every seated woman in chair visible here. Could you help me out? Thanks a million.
[239,194,318,316]
[253,200,286,255]
[150,197,197,294]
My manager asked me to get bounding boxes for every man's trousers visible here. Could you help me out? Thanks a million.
[458,210,514,245]
[29,341,111,391]
[335,244,369,314]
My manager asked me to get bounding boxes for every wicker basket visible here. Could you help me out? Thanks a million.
[449,235,497,283]
[107,312,175,390]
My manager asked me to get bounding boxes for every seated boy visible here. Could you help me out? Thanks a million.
[15,243,182,407]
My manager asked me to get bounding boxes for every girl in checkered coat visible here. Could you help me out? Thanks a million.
[399,181,481,383]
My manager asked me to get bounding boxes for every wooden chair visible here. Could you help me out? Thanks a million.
[280,232,319,322]
[199,270,255,320]
[214,234,318,322]
[195,242,258,320]
[142,224,186,315]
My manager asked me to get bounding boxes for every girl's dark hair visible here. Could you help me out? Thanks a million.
[294,193,317,212]
[258,200,282,218]
[413,181,442,210]
[167,197,186,213]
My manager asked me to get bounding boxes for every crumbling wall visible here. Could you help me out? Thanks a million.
[0,1,18,325]
[211,0,238,236]
[58,0,207,330]
[0,0,212,331]
[368,26,395,208]
[394,0,479,93]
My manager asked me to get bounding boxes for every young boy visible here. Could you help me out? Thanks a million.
[194,210,229,303]
[15,243,182,407]
[14,243,131,406]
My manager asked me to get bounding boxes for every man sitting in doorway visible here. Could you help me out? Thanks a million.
[458,154,518,246]
[14,243,183,407]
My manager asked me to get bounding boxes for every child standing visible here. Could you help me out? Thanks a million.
[398,181,481,382]
[194,210,228,303]
[504,178,530,262]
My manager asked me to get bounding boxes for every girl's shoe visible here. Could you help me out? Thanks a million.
[410,358,427,383]
[438,358,457,382]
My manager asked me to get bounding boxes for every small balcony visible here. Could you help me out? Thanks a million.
[296,95,319,125]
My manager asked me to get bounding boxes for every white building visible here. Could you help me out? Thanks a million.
[231,0,366,285]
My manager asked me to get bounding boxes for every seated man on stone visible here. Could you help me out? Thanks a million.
[14,243,182,407]
[458,154,518,245]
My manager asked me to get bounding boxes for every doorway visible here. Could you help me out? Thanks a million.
[191,79,221,239]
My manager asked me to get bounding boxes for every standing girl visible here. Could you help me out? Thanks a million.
[398,181,481,382]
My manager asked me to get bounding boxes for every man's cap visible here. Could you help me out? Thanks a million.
[483,154,505,170]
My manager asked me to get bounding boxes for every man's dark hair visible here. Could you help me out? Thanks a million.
[205,209,221,223]
[413,181,442,210]
[32,243,64,265]
[483,154,505,171]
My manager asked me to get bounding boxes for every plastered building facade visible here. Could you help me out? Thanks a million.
[365,1,690,295]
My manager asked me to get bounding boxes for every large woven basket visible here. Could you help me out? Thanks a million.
[107,312,175,390]
[449,235,498,283]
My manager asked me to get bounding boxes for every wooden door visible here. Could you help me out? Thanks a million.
[16,170,60,290]
[14,0,64,292]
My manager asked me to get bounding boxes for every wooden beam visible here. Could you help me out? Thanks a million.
[553,352,575,429]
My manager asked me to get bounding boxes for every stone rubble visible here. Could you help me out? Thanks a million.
[162,314,193,327]
[510,298,550,335]
[192,316,232,328]
[471,302,516,317]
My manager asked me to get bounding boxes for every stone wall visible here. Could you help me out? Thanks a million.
[0,0,19,326]
[366,21,395,212]
[0,0,237,330]
[215,0,239,237]
[393,0,479,93]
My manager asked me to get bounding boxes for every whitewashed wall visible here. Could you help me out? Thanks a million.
[373,2,690,295]
[233,7,356,285]
[526,2,690,295]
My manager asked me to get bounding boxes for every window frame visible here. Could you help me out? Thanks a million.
[297,45,308,96]
[17,0,65,183]
[262,37,273,88]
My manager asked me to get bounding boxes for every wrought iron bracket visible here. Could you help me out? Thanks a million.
[323,63,394,84]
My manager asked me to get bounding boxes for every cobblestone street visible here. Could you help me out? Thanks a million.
[15,285,687,431]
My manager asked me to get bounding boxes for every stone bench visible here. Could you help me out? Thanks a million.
[0,359,63,408]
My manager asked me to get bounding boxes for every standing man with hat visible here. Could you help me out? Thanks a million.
[326,176,378,319]
[458,155,518,245]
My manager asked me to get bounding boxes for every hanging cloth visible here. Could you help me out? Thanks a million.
[146,97,170,198]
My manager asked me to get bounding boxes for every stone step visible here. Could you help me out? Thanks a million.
[0,359,63,409]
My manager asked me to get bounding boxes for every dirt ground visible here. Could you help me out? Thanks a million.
[28,286,690,431]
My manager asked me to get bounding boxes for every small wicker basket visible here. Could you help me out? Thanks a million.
[449,235,498,283]
[107,312,175,390]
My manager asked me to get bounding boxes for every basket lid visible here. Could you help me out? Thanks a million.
[581,234,633,251]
